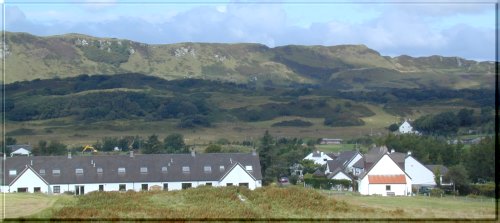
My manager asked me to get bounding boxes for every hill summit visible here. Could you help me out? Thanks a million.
[2,32,494,89]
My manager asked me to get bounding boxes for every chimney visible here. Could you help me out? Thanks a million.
[191,148,195,157]
[407,151,412,156]
[91,160,94,165]
[230,158,233,164]
[129,150,134,158]
[390,149,395,154]
[30,160,33,166]
[68,151,72,159]
[93,163,95,168]
[170,158,173,163]
[252,148,257,156]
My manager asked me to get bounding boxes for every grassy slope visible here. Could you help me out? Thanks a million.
[5,186,495,219]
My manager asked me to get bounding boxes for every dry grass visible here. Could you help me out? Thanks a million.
[3,187,496,220]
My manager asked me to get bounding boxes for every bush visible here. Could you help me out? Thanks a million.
[303,175,351,189]
[430,188,444,197]
[271,119,313,127]
[469,183,495,197]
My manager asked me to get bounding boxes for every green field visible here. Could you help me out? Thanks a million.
[2,186,496,220]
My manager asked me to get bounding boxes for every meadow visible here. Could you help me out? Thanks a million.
[2,186,496,220]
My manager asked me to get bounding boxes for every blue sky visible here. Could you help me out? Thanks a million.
[2,0,498,61]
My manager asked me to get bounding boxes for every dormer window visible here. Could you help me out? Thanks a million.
[97,168,103,174]
[75,168,84,175]
[219,165,225,172]
[9,170,16,176]
[118,167,126,174]
[182,166,190,173]
[39,169,46,176]
[161,166,168,173]
[52,169,61,176]
[140,167,148,174]
[245,165,253,172]
[204,166,212,173]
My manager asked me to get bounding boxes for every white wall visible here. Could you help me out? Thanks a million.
[304,152,332,165]
[219,164,259,190]
[358,154,412,196]
[399,122,413,134]
[330,171,351,181]
[9,168,49,193]
[345,153,362,173]
[366,184,408,196]
[405,156,436,186]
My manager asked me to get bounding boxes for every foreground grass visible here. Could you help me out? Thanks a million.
[3,186,496,220]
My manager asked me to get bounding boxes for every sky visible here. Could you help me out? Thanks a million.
[2,0,498,61]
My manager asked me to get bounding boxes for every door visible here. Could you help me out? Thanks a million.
[75,185,85,195]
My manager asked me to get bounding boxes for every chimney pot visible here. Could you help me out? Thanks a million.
[68,152,72,159]
[391,149,395,154]
[191,148,195,157]
[252,149,257,156]
[407,151,412,156]
[129,150,134,158]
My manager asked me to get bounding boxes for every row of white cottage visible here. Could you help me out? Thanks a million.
[304,146,448,196]
[1,151,262,194]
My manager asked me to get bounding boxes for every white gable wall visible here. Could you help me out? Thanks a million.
[9,168,49,193]
[11,148,31,156]
[330,171,351,180]
[303,152,332,165]
[219,164,259,190]
[405,156,436,186]
[358,155,412,196]
[399,121,413,134]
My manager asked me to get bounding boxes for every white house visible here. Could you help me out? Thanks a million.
[399,121,418,134]
[358,153,412,196]
[404,152,436,187]
[1,151,262,194]
[325,150,362,176]
[8,145,33,157]
[303,151,333,165]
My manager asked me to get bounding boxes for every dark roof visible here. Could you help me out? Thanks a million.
[388,152,406,170]
[312,169,325,177]
[367,146,388,155]
[326,168,352,180]
[2,153,262,185]
[326,150,359,172]
[425,165,449,175]
[7,145,33,152]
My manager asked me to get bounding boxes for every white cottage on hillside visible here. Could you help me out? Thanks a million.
[1,151,262,194]
[303,151,333,165]
[358,153,412,196]
[399,120,419,134]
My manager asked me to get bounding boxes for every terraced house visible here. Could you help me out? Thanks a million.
[1,150,262,194]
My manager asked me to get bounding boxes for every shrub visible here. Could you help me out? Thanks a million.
[430,188,444,197]
[271,119,313,127]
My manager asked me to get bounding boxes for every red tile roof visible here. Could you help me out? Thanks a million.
[368,175,406,184]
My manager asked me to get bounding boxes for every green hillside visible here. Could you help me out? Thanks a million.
[2,32,495,90]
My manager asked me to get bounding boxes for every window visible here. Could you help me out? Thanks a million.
[118,167,126,174]
[119,184,126,191]
[9,170,16,176]
[182,183,192,190]
[239,183,249,188]
[53,186,60,193]
[17,188,28,193]
[206,183,212,186]
[245,165,253,172]
[161,166,168,173]
[227,183,233,186]
[219,166,225,172]
[163,183,168,191]
[39,169,46,176]
[52,169,61,176]
[386,185,391,191]
[182,166,190,173]
[141,184,148,191]
[99,185,104,191]
[204,166,212,173]
[75,168,84,175]
[97,167,103,174]
[140,167,148,174]
[34,187,41,193]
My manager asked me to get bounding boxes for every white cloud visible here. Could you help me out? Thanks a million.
[3,3,496,61]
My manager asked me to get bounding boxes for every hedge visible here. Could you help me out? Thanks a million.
[304,177,351,189]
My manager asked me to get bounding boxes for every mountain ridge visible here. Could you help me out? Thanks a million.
[2,32,494,89]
